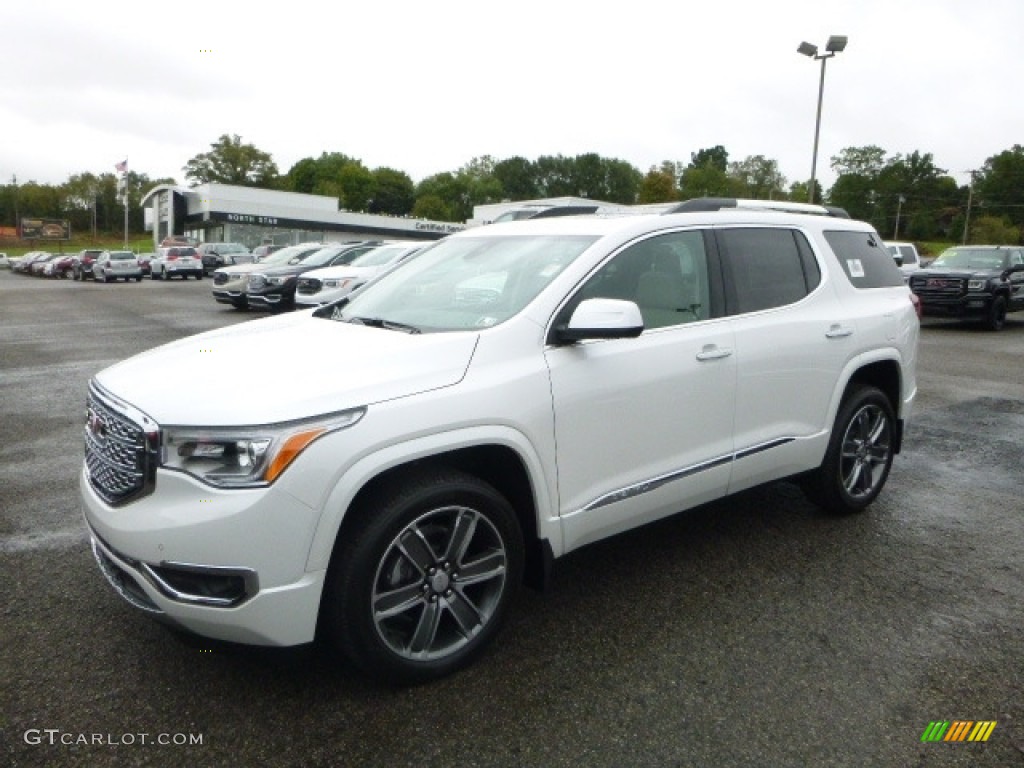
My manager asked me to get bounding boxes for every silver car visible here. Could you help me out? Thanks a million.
[94,251,143,282]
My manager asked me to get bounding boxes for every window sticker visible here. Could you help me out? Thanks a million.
[847,258,865,278]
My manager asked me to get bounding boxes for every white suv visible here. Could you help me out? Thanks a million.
[81,199,919,683]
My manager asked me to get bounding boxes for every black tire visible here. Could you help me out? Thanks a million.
[72,270,80,281]
[986,295,1007,331]
[324,468,523,684]
[103,272,112,283]
[802,385,896,515]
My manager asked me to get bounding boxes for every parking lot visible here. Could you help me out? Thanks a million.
[1,270,1022,767]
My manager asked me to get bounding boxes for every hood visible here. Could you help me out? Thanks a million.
[214,262,266,276]
[96,313,479,425]
[914,266,1000,279]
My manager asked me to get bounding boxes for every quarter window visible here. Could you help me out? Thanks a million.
[824,230,905,288]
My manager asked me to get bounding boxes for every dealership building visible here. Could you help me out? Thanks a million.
[140,183,465,249]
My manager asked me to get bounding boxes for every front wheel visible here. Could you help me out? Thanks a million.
[802,385,896,515]
[986,295,1007,331]
[324,468,523,684]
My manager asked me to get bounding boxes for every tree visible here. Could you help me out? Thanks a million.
[969,215,1019,245]
[975,145,1024,232]
[183,134,279,187]
[369,168,415,215]
[411,194,452,222]
[338,163,375,212]
[492,156,538,200]
[638,166,677,204]
[679,147,735,200]
[728,155,786,199]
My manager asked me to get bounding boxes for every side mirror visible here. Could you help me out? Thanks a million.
[892,254,903,267]
[553,298,644,344]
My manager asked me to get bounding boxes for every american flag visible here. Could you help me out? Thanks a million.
[114,159,127,174]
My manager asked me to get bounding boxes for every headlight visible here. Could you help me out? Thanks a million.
[161,408,365,488]
[967,279,987,291]
[323,278,352,289]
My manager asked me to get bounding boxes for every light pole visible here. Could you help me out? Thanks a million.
[797,35,847,204]
[894,194,905,239]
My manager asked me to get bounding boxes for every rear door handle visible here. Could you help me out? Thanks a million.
[696,345,733,361]
[825,324,854,339]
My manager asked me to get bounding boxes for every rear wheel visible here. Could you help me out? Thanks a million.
[802,385,896,515]
[325,468,523,684]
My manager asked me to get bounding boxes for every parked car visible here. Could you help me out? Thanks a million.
[29,252,59,276]
[81,197,919,684]
[210,243,326,309]
[94,250,143,282]
[909,244,1024,330]
[197,242,251,275]
[150,247,203,280]
[246,242,383,312]
[884,241,923,281]
[137,253,156,277]
[159,235,199,248]
[13,251,46,274]
[0,253,9,269]
[295,242,426,308]
[43,253,75,278]
[72,249,105,281]
[251,244,284,262]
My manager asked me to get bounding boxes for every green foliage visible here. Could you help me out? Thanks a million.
[975,145,1024,232]
[968,215,1020,245]
[638,167,678,204]
[183,134,279,187]
[368,168,415,216]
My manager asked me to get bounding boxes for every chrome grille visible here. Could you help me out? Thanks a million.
[297,277,321,295]
[248,274,267,291]
[85,383,159,505]
[910,275,965,299]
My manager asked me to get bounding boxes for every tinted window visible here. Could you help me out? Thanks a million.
[824,230,904,288]
[898,245,917,265]
[571,230,713,329]
[718,228,817,314]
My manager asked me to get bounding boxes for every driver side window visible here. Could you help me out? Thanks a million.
[576,231,711,330]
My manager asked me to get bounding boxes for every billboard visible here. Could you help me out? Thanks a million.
[21,218,71,240]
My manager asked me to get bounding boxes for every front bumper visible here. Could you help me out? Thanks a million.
[81,467,326,646]
[919,293,993,318]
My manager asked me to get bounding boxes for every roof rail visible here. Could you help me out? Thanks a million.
[528,205,600,219]
[664,197,850,218]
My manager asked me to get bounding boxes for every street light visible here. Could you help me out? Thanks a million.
[798,35,847,204]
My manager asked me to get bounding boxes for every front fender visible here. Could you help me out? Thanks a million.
[303,425,561,572]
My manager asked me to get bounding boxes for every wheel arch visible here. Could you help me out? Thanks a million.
[834,356,904,453]
[306,433,558,594]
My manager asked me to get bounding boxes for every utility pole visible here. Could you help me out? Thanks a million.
[963,171,975,245]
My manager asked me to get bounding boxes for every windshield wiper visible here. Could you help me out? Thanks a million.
[348,316,421,334]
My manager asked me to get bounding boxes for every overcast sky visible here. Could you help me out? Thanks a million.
[2,0,1021,195]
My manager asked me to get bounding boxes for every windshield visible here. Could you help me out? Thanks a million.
[932,248,1007,270]
[264,245,320,266]
[348,245,416,268]
[328,234,597,332]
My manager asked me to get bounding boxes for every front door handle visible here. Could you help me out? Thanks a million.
[696,345,733,361]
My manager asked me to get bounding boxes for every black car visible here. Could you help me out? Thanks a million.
[72,249,104,280]
[246,242,382,312]
[909,245,1024,330]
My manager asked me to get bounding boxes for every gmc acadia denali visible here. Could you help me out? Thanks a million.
[81,199,919,683]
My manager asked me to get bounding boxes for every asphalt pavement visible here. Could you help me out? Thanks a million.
[1,270,1022,767]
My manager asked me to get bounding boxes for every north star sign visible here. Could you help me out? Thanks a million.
[225,213,279,226]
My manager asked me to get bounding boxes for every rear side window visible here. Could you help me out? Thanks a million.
[898,245,917,265]
[825,230,904,288]
[717,228,820,314]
